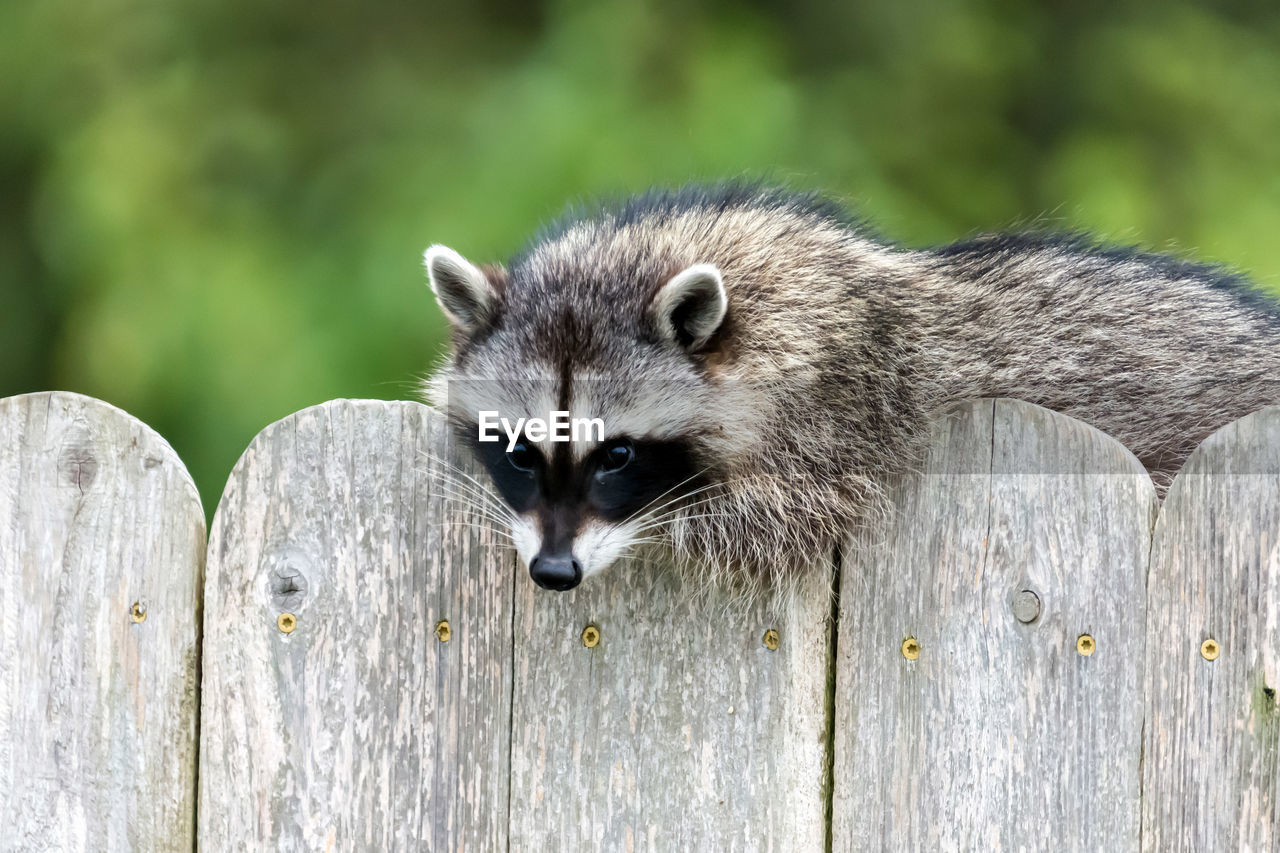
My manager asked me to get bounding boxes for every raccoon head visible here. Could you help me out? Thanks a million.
[423,243,746,591]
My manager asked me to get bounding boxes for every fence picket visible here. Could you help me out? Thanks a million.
[506,548,834,849]
[0,391,204,852]
[5,391,1278,850]
[1141,406,1280,851]
[832,399,1158,851]
[196,400,515,851]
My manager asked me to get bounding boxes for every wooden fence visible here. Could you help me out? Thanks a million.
[0,390,1276,851]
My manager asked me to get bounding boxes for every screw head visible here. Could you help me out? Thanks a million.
[1076,634,1095,656]
[435,620,451,643]
[1200,638,1220,661]
[130,602,147,623]
[277,612,297,634]
[581,625,600,648]
[901,637,920,660]
[762,629,780,651]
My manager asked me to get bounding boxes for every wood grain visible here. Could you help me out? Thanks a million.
[1141,405,1280,851]
[197,400,516,852]
[832,399,1158,851]
[0,391,205,852]
[506,544,835,851]
[27,390,1260,848]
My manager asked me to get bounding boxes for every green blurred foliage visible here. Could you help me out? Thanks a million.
[3,0,1280,515]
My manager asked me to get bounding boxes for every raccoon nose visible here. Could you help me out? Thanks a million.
[529,553,583,591]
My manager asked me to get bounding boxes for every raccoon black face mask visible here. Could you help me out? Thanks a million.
[424,182,1280,590]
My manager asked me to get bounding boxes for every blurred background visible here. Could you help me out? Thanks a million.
[4,0,1280,515]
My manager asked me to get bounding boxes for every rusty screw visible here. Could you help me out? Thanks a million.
[277,612,297,634]
[1076,634,1095,656]
[582,625,600,648]
[762,629,780,651]
[1200,638,1220,661]
[901,637,920,660]
[435,620,451,643]
[130,602,147,623]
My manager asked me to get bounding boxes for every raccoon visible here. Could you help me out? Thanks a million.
[424,183,1280,591]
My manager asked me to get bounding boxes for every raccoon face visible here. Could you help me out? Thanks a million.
[424,244,729,590]
[466,431,705,590]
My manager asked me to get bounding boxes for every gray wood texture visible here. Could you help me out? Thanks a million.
[832,399,1159,852]
[1141,405,1280,851]
[197,400,516,851]
[0,391,205,852]
[199,398,833,851]
[506,544,834,850]
[8,390,1277,849]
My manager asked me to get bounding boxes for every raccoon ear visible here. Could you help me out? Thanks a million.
[424,245,504,334]
[651,263,727,350]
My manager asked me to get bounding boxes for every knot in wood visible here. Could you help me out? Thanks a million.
[58,442,99,491]
[270,564,309,611]
[1012,589,1041,624]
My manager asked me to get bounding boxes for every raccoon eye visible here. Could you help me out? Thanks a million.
[507,440,538,472]
[598,439,634,474]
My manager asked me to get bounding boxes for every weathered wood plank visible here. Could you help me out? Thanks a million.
[0,391,205,852]
[832,398,1157,851]
[197,400,515,851]
[506,542,834,849]
[1141,405,1280,851]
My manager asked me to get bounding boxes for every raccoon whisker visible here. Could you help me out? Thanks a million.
[435,488,514,521]
[629,494,727,531]
[438,496,517,529]
[618,485,725,535]
[433,475,499,502]
[415,448,477,473]
[414,457,482,487]
[581,486,725,568]
[614,467,717,528]
[613,539,666,552]
[416,452,510,505]
[433,511,513,531]
[437,495,511,521]
[637,464,713,506]
[435,479,512,516]
[627,484,724,530]
[587,496,702,566]
[609,534,669,551]
[437,513,516,539]
[437,492,519,530]
[434,519,516,542]
[428,466,505,502]
[647,503,730,523]
[432,472,498,500]
[431,472,516,518]
[634,512,732,534]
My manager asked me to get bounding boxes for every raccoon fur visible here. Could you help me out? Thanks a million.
[423,183,1280,591]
